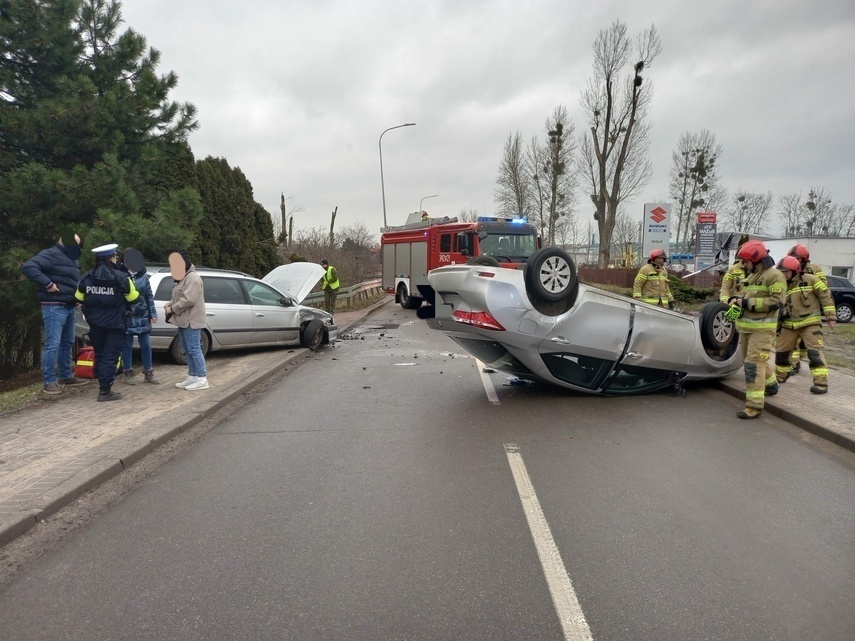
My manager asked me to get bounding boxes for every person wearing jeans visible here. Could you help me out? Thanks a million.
[165,251,209,391]
[22,231,90,394]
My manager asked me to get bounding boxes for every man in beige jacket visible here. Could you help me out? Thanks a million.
[164,251,209,390]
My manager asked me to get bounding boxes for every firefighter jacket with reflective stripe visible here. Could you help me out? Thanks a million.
[719,262,746,302]
[802,261,827,285]
[633,263,673,305]
[322,265,340,290]
[75,263,139,329]
[780,273,837,330]
[735,265,786,333]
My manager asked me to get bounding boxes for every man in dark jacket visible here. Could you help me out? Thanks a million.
[75,244,139,401]
[21,232,90,394]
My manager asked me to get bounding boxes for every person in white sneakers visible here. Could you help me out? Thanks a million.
[164,251,209,391]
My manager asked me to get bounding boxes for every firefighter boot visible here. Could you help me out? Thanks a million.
[143,369,160,384]
[737,408,762,419]
[809,385,828,395]
[789,361,801,376]
[123,368,137,385]
[764,382,779,397]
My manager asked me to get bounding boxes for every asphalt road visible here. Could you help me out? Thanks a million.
[1,303,854,640]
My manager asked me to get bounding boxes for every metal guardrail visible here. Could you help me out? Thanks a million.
[303,279,385,310]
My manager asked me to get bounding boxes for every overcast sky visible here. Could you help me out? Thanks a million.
[119,0,855,240]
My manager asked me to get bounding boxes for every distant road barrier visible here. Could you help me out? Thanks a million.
[304,279,386,310]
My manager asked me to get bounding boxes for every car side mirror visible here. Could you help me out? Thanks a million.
[280,296,294,307]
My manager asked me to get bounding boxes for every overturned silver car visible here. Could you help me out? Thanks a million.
[424,248,741,395]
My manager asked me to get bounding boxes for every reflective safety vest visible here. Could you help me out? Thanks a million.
[322,265,340,290]
[780,273,837,330]
[633,263,673,306]
[735,266,786,333]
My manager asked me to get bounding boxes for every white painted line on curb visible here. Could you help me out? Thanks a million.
[476,359,501,405]
[504,442,593,641]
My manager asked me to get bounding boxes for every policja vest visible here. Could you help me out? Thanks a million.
[75,263,139,328]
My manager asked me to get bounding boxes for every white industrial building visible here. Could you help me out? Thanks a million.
[764,237,855,282]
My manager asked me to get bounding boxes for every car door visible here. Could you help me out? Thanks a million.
[199,276,254,347]
[241,279,301,345]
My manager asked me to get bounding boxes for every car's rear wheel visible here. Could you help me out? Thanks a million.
[700,302,737,355]
[397,283,421,309]
[836,302,853,323]
[169,329,211,365]
[524,247,577,303]
[301,319,325,350]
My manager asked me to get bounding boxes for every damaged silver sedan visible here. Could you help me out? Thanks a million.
[424,248,741,395]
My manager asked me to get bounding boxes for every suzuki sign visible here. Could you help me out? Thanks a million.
[642,203,672,261]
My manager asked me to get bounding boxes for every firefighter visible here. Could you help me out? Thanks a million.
[786,244,827,374]
[75,244,139,401]
[731,240,786,419]
[719,259,747,304]
[633,249,675,309]
[774,255,836,394]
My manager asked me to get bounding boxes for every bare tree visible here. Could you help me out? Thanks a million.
[724,190,773,234]
[778,187,853,237]
[668,130,727,252]
[494,131,530,217]
[541,105,577,246]
[610,210,640,266]
[526,136,547,238]
[580,21,661,266]
[458,209,480,222]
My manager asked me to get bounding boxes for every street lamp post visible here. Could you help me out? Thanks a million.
[419,194,439,215]
[379,123,415,228]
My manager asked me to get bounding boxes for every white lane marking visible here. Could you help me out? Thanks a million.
[476,359,500,405]
[504,442,593,641]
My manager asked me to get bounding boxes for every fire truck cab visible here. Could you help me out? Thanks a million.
[381,213,540,310]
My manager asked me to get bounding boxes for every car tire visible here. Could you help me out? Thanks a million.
[169,329,211,365]
[700,302,736,351]
[467,255,500,267]
[301,319,325,351]
[836,302,853,323]
[397,283,421,310]
[524,247,577,303]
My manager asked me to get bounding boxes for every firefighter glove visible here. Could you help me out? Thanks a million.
[725,304,743,322]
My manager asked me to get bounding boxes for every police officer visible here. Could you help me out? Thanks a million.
[75,244,139,401]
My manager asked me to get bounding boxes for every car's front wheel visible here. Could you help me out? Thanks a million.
[836,302,853,323]
[700,302,737,358]
[169,329,212,365]
[301,319,325,351]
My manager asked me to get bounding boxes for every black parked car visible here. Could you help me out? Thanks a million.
[827,275,855,323]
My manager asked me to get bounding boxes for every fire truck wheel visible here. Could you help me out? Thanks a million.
[397,283,421,309]
[524,247,577,303]
[466,255,500,267]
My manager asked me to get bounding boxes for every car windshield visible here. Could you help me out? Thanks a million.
[478,233,537,259]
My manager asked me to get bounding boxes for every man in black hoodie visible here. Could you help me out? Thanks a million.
[22,231,90,394]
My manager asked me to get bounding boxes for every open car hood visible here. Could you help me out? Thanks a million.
[262,263,325,304]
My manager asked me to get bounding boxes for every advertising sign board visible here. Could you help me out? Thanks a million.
[642,203,671,260]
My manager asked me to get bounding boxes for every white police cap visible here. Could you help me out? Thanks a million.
[92,243,118,257]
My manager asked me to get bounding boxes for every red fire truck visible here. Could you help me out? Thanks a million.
[381,212,541,310]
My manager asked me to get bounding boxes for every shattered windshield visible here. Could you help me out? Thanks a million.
[478,233,537,260]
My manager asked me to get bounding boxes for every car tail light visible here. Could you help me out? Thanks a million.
[476,271,495,278]
[452,309,505,331]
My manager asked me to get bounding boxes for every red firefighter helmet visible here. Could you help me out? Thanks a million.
[788,244,810,261]
[777,256,801,274]
[736,240,768,263]
[649,249,667,261]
